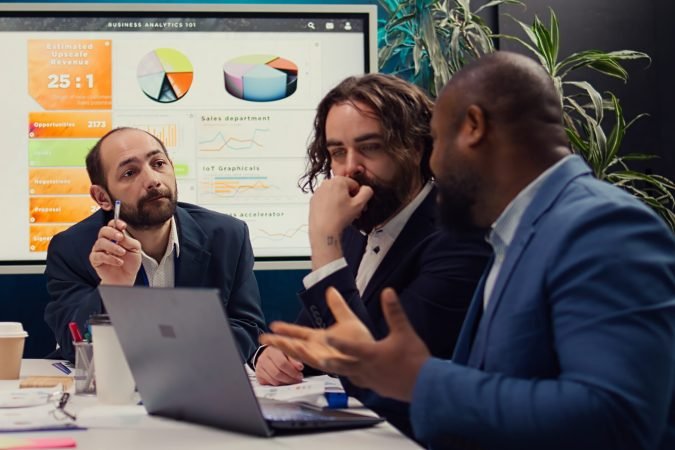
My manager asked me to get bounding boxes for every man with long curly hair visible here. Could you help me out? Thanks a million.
[254,74,490,436]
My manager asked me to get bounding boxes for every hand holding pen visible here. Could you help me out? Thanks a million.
[89,200,142,286]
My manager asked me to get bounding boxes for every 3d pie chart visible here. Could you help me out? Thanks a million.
[137,48,194,103]
[223,54,298,102]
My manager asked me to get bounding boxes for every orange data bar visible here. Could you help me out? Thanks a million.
[29,168,90,195]
[214,182,269,194]
[29,112,112,139]
[29,196,98,224]
[29,224,71,252]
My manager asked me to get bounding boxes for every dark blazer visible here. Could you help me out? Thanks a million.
[410,156,675,450]
[44,202,266,363]
[298,187,491,437]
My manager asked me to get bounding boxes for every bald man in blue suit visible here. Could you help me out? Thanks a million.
[45,128,265,363]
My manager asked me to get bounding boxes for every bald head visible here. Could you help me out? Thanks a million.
[430,52,571,228]
[438,51,568,153]
[85,127,169,188]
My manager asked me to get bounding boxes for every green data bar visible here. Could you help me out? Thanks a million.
[29,140,97,167]
[174,164,189,177]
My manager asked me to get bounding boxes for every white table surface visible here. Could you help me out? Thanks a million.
[0,360,421,449]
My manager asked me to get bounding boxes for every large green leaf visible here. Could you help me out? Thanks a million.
[379,0,401,15]
[531,16,555,72]
[615,153,658,162]
[385,11,418,32]
[548,8,560,65]
[605,94,625,167]
[475,0,523,14]
[557,50,648,79]
[564,81,604,123]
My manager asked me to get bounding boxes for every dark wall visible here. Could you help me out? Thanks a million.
[0,270,308,358]
[499,0,675,180]
[0,275,53,358]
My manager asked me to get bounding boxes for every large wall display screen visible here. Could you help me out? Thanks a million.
[0,3,377,268]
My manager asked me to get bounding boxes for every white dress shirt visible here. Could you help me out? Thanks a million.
[483,156,571,308]
[134,217,180,288]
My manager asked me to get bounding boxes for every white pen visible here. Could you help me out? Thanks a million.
[113,200,121,230]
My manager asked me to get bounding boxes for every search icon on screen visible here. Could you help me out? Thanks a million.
[307,21,316,30]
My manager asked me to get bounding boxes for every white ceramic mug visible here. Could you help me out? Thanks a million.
[90,315,135,404]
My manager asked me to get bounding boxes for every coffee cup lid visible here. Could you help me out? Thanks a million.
[0,322,28,338]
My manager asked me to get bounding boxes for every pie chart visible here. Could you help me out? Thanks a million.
[137,48,194,103]
[223,54,298,102]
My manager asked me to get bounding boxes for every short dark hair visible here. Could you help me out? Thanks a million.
[446,52,567,150]
[85,127,169,188]
[300,73,434,193]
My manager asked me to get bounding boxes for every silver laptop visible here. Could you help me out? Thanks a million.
[98,285,384,436]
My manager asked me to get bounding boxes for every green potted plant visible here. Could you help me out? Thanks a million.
[379,0,522,97]
[378,0,675,230]
[501,9,675,229]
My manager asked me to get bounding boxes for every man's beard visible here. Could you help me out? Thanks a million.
[351,172,408,234]
[115,185,178,230]
[435,170,479,233]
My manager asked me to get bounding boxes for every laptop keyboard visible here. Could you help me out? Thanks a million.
[264,410,337,422]
[261,400,383,431]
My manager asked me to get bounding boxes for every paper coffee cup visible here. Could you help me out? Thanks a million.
[90,315,135,404]
[0,322,28,380]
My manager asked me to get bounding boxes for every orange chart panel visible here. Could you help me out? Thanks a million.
[29,111,112,138]
[29,224,71,252]
[29,196,98,224]
[29,168,90,195]
[28,40,112,110]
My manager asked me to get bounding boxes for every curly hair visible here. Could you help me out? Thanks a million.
[300,73,434,193]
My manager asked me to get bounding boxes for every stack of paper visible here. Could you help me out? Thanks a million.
[252,378,326,402]
[0,388,79,432]
[245,365,347,405]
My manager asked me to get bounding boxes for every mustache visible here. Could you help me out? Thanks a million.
[350,172,384,191]
[348,172,404,233]
[139,189,171,204]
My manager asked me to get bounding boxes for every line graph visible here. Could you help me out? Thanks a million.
[196,110,315,159]
[199,128,270,152]
[252,223,308,242]
[197,159,308,204]
[200,176,273,197]
[195,203,310,257]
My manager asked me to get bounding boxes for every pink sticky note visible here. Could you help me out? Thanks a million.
[8,437,76,449]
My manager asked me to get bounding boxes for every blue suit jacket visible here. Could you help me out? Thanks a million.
[410,156,675,450]
[44,202,266,363]
[298,187,491,436]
